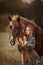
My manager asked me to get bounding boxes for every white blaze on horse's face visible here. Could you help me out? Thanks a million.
[10,35,14,45]
[9,15,20,45]
[12,16,17,26]
[9,16,16,29]
[9,17,18,45]
[9,21,14,45]
[9,21,14,30]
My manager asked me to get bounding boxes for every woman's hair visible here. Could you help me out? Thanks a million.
[26,24,34,31]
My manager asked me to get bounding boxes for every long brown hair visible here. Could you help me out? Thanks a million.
[24,24,34,41]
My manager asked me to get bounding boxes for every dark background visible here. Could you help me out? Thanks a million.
[0,0,43,32]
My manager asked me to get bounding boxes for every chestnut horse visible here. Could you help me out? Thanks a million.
[8,15,43,65]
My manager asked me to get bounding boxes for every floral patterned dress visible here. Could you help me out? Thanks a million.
[23,36,42,65]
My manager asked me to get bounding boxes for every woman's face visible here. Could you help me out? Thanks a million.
[25,27,32,35]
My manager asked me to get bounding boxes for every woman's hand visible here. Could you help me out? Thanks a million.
[19,37,24,47]
[23,36,27,42]
[18,36,27,47]
[19,37,23,44]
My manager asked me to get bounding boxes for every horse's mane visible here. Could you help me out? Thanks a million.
[20,16,43,56]
[17,15,43,55]
[12,15,42,29]
[21,16,42,29]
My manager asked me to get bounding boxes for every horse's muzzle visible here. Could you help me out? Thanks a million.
[10,36,15,45]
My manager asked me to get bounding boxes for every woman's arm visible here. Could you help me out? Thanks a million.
[28,37,35,47]
[18,37,24,47]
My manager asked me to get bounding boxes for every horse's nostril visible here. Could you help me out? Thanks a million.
[10,40,13,45]
[10,40,15,46]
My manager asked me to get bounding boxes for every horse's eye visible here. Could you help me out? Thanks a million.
[9,25,12,29]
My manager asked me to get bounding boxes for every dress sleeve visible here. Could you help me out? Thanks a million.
[29,37,35,47]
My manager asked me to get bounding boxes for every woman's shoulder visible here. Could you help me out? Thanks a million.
[31,36,35,40]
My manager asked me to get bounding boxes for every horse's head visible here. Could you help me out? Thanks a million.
[8,15,20,45]
[8,15,37,46]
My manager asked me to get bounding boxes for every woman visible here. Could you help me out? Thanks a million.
[18,24,42,65]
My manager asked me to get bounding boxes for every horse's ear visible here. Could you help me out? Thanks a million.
[17,16,20,22]
[8,16,12,21]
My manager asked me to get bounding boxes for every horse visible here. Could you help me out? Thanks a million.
[8,15,43,65]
